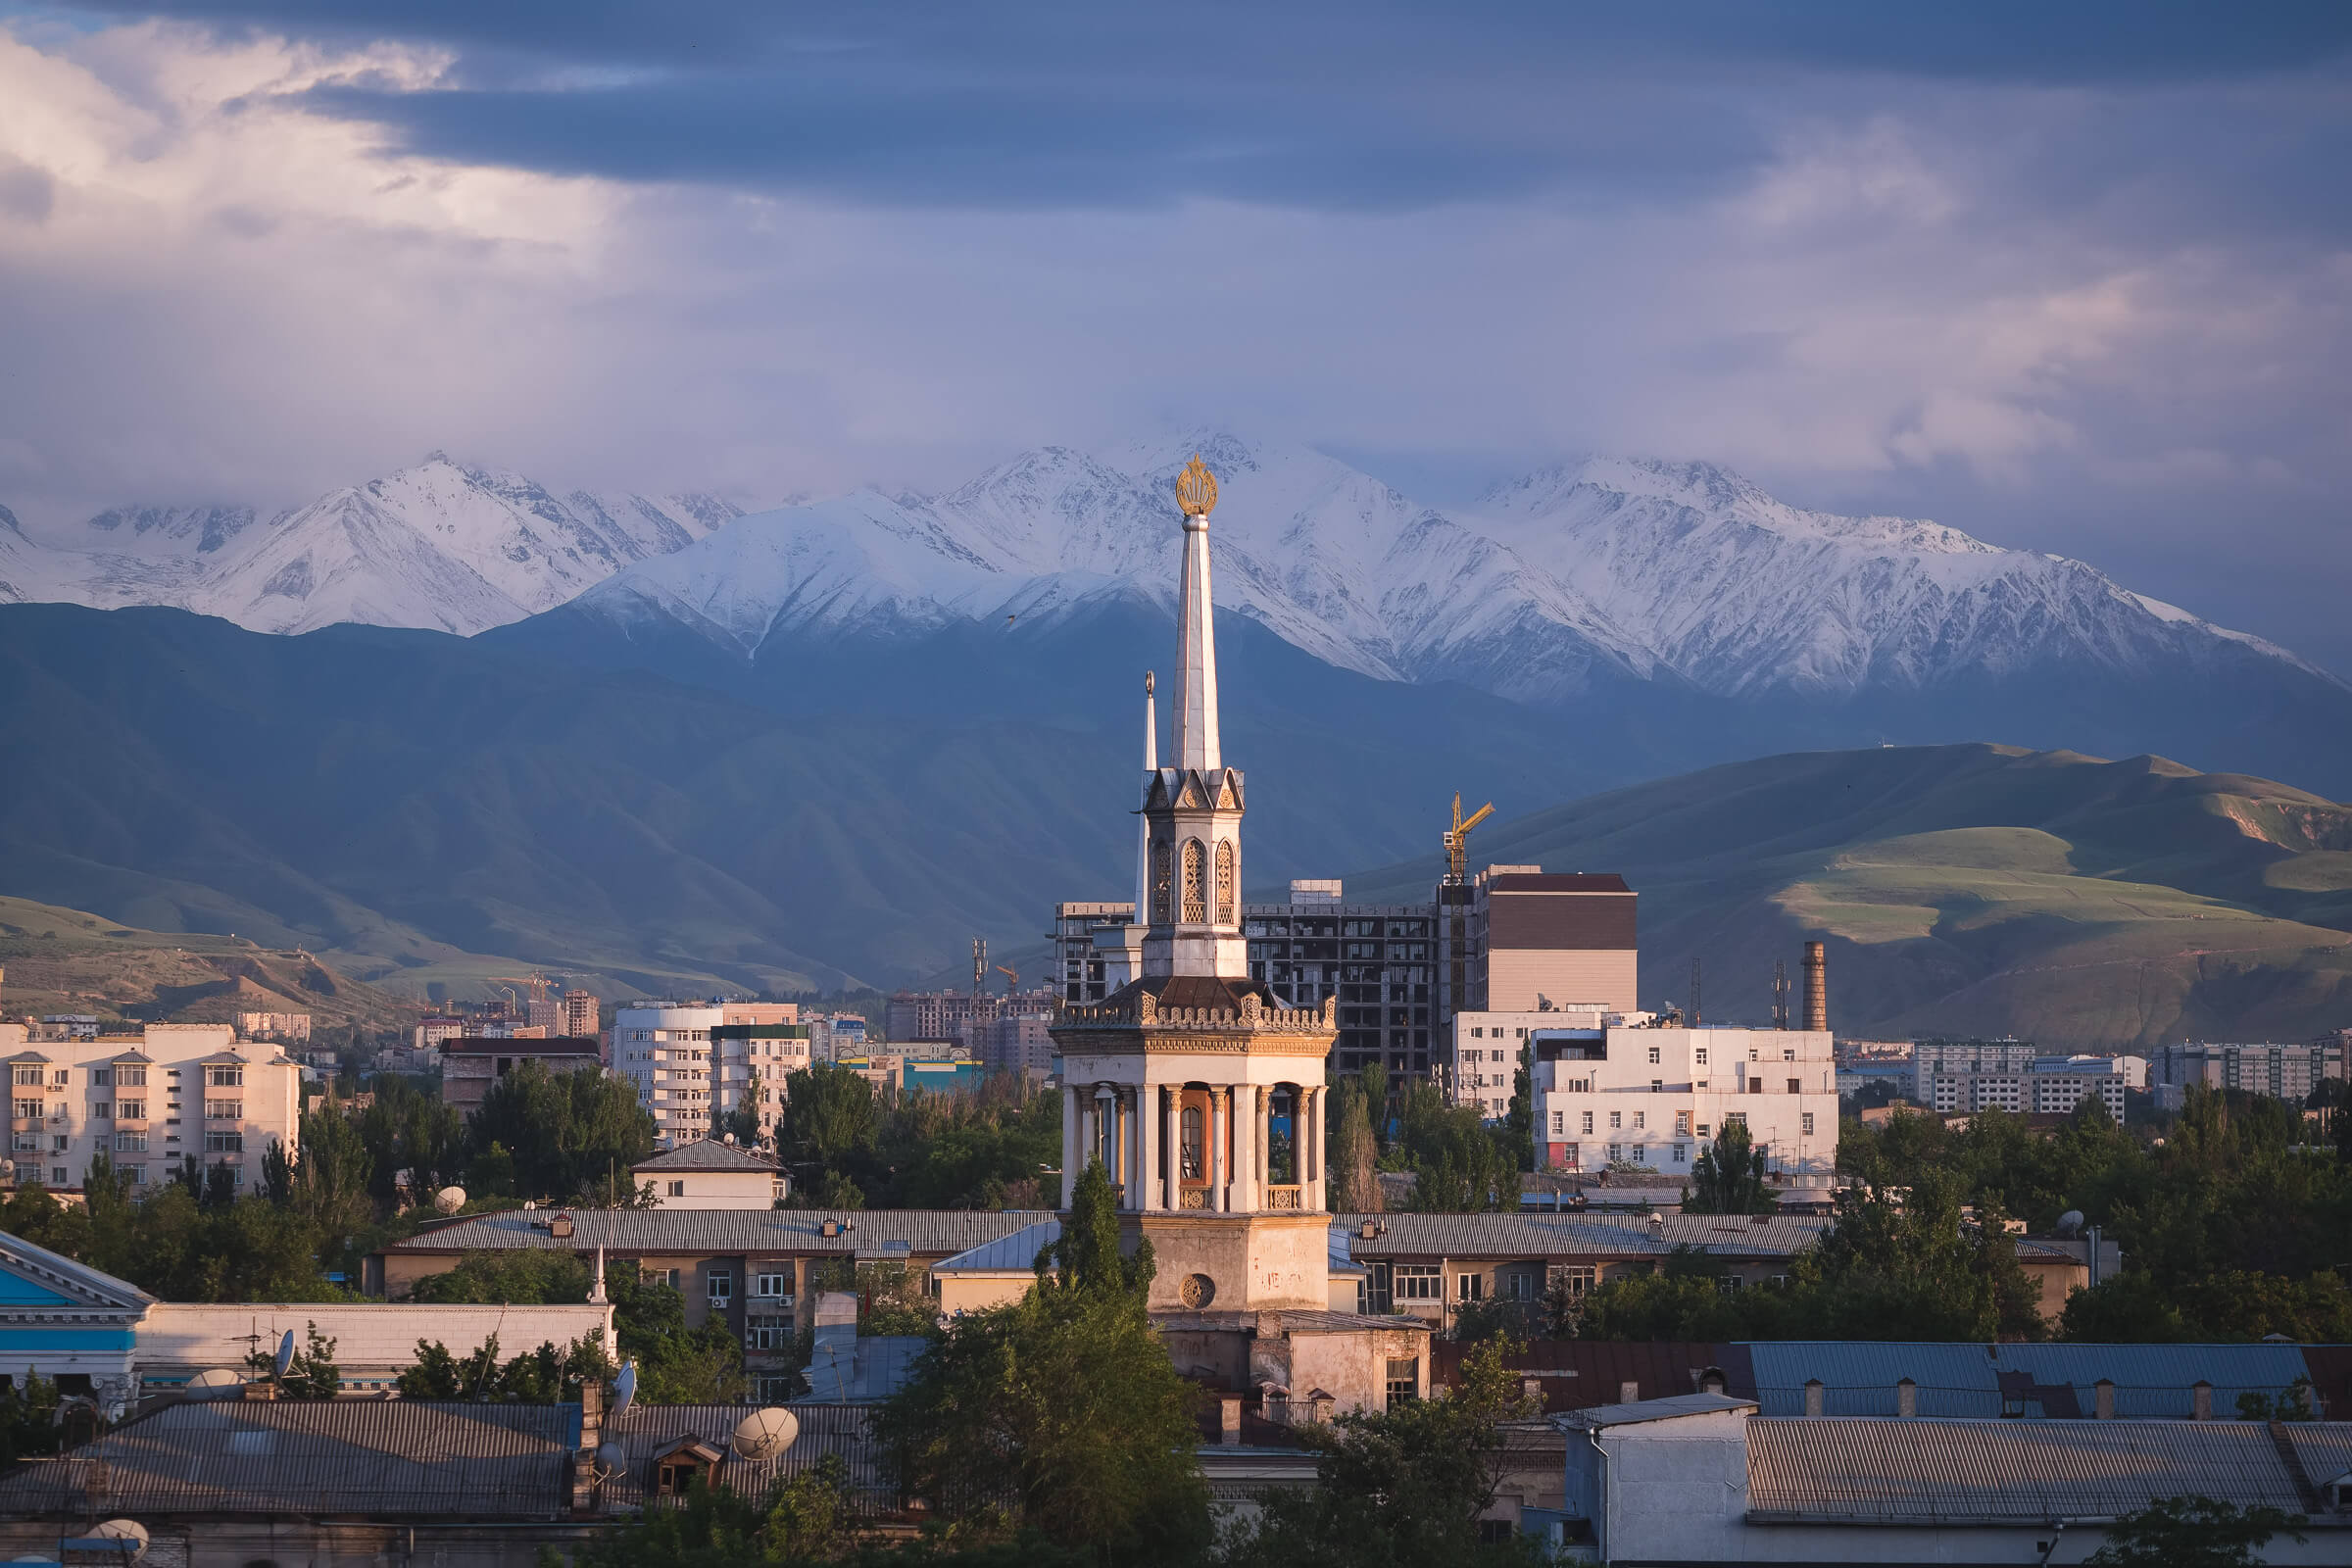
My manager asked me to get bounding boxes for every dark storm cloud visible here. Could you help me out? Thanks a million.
[57,2,2352,211]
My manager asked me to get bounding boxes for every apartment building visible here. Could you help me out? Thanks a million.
[1923,1054,2141,1120]
[234,1011,311,1043]
[2148,1040,2348,1108]
[612,1003,805,1150]
[437,1035,603,1118]
[0,1021,300,1195]
[1525,1023,1838,1193]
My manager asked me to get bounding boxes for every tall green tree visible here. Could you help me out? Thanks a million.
[1327,1076,1381,1213]
[2083,1496,2305,1568]
[1683,1118,1776,1214]
[877,1160,1207,1561]
[1223,1336,1543,1568]
[466,1058,656,1204]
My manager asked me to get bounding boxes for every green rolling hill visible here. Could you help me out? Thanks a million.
[1352,744,2352,1049]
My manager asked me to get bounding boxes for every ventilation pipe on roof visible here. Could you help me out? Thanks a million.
[1804,1378,1824,1418]
[2193,1380,2213,1421]
[2094,1379,2115,1420]
[1219,1396,1243,1446]
[1896,1377,1917,1418]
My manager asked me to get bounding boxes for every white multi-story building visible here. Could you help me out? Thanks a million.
[1522,1021,1838,1193]
[612,1003,808,1150]
[2148,1040,2347,1108]
[1924,1054,2142,1119]
[0,1022,300,1196]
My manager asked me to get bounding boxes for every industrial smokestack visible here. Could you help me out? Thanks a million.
[1802,941,1828,1032]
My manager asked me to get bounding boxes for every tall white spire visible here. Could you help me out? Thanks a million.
[1171,455,1221,771]
[1135,669,1155,919]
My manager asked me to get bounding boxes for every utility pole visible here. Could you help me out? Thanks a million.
[1690,956,1702,1027]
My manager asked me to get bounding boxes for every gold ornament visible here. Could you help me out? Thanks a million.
[1174,454,1218,518]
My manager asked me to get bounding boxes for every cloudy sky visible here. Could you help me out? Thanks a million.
[4,4,2350,665]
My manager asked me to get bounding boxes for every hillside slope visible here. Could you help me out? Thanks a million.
[1352,745,2352,1049]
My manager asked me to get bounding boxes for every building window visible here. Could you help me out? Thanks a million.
[50,1167,66,1185]
[1671,1144,1687,1163]
[1580,1111,1593,1135]
[205,1132,243,1152]
[1607,1144,1623,1162]
[756,1272,791,1298]
[1393,1265,1442,1301]
[1647,1047,1660,1064]
[708,1272,733,1304]
[1547,1264,1595,1298]
[11,1099,38,1121]
[1385,1357,1419,1408]
[1633,1111,1644,1130]
[1152,840,1173,924]
[1787,1078,1800,1096]
[118,1101,144,1121]
[1548,1111,1562,1136]
[1608,1111,1621,1129]
[115,1132,146,1152]
[207,1065,243,1088]
[88,1069,111,1088]
[121,1166,144,1186]
[1456,1272,1484,1301]
[1801,1112,1816,1136]
[90,1102,111,1120]
[119,1066,145,1088]
[1181,1106,1204,1178]
[1215,839,1236,925]
[668,1180,686,1197]
[11,1069,39,1089]
[1694,1048,1707,1066]
[1674,1110,1690,1136]
[50,1136,67,1153]
[205,1101,242,1120]
[1650,1078,1662,1093]
[1181,839,1207,924]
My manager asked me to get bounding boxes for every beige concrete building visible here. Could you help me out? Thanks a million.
[612,1002,804,1149]
[0,1021,300,1196]
[437,1034,602,1118]
[632,1137,788,1207]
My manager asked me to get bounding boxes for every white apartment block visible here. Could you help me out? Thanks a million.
[612,1004,808,1150]
[1925,1054,2140,1120]
[2148,1041,2347,1108]
[0,1022,301,1195]
[1525,1022,1838,1193]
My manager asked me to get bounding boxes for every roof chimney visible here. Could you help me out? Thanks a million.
[1219,1395,1243,1446]
[1802,942,1828,1033]
[1804,1378,1824,1418]
[2192,1380,2213,1421]
[2094,1378,2115,1420]
[1896,1377,1917,1418]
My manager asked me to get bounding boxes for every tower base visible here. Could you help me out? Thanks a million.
[1126,1210,1333,1313]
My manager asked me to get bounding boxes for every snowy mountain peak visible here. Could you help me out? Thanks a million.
[84,504,261,557]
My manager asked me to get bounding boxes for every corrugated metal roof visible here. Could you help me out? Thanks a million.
[1432,1340,1752,1413]
[0,1230,156,1314]
[135,1302,614,1381]
[1745,1343,2005,1418]
[0,1400,572,1520]
[386,1208,1049,1256]
[1746,1417,2312,1522]
[599,1403,902,1515]
[1336,1212,1829,1261]
[930,1220,1057,1275]
[1561,1392,1753,1429]
[633,1139,780,1173]
[2285,1423,2352,1489]
[1990,1343,2317,1421]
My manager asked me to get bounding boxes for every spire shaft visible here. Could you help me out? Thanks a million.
[1172,518,1220,770]
[1136,671,1155,919]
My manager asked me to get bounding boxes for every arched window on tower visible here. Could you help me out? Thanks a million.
[1152,840,1174,924]
[1182,839,1207,924]
[1215,840,1236,925]
[1181,1105,1204,1178]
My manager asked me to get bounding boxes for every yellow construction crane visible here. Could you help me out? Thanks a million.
[995,963,1019,995]
[487,973,553,1001]
[1444,792,1494,883]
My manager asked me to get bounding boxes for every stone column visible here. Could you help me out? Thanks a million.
[1059,1083,1079,1208]
[1209,1088,1229,1212]
[1094,1086,1114,1187]
[1163,1086,1182,1209]
[1234,1085,1258,1211]
[1255,1086,1272,1209]
[1138,1085,1159,1211]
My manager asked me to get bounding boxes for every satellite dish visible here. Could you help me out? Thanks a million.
[2055,1210,2085,1236]
[184,1368,244,1400]
[731,1406,798,1460]
[434,1186,466,1214]
[273,1329,296,1379]
[92,1521,149,1561]
[611,1360,637,1422]
[596,1440,626,1476]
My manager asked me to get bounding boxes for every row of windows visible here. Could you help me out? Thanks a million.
[13,1064,202,1088]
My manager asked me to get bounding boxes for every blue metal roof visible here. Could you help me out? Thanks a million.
[1744,1342,2002,1417]
[1990,1343,2319,1420]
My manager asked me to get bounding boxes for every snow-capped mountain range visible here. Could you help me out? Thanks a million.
[0,457,740,635]
[565,431,2334,707]
[0,433,2330,709]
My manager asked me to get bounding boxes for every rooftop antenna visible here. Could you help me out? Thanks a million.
[1773,960,1789,1031]
[1690,957,1702,1028]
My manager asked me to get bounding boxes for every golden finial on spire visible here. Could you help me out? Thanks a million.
[1174,453,1218,519]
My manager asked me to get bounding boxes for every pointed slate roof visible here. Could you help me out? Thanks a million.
[633,1138,782,1173]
